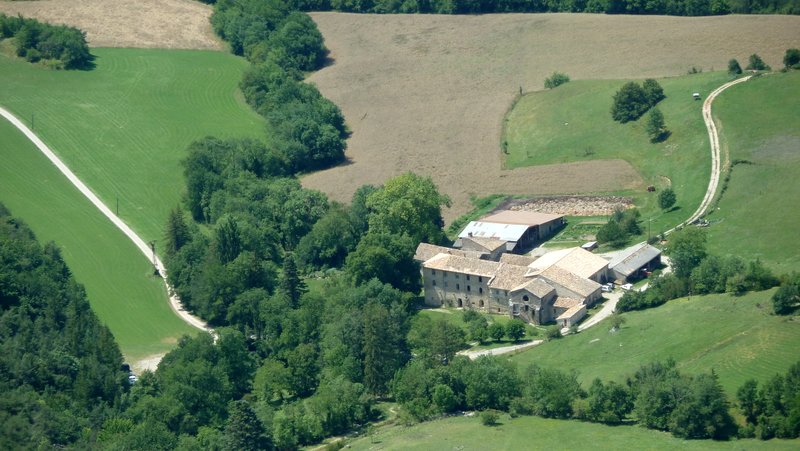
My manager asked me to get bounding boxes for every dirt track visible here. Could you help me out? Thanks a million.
[0,0,222,50]
[304,13,800,222]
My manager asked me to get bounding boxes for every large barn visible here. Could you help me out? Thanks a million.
[454,210,565,253]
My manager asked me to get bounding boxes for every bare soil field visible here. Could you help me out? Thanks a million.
[304,13,800,222]
[0,0,222,49]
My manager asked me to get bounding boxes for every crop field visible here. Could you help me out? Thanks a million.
[346,414,800,450]
[0,0,221,50]
[0,119,198,364]
[304,12,800,222]
[0,47,264,243]
[504,71,731,234]
[707,71,800,273]
[510,290,800,396]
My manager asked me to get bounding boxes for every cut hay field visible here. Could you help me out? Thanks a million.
[504,71,731,236]
[0,47,265,243]
[707,71,800,274]
[0,119,198,364]
[0,0,221,50]
[346,414,800,450]
[304,12,800,222]
[510,290,800,396]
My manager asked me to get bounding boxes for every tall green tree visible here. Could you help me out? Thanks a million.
[611,81,650,123]
[667,227,707,279]
[366,172,451,245]
[784,48,800,69]
[773,273,800,315]
[657,187,676,209]
[362,303,409,396]
[646,107,669,143]
[279,253,307,307]
[728,58,743,75]
[746,53,770,71]
[164,206,191,256]
[642,78,665,106]
[223,400,270,450]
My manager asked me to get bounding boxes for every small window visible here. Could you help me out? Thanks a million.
[467,286,471,292]
[466,275,471,281]
[523,295,529,302]
[432,280,436,286]
[455,274,460,279]
[456,283,460,290]
[479,287,483,294]
[478,276,483,283]
[524,305,529,311]
[444,272,448,278]
[479,300,484,307]
[431,269,436,276]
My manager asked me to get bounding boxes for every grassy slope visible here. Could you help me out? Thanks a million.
[504,72,730,237]
[510,290,799,395]
[707,71,800,274]
[0,47,264,243]
[0,120,197,361]
[347,415,799,450]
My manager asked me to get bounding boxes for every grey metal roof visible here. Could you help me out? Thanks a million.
[608,243,662,277]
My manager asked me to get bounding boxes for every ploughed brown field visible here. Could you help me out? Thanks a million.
[0,0,222,50]
[304,12,800,222]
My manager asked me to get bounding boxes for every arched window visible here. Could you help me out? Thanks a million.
[523,295,529,302]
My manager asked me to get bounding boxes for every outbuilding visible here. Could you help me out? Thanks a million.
[608,242,662,283]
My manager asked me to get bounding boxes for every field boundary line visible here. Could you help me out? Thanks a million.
[668,75,752,235]
[0,106,211,334]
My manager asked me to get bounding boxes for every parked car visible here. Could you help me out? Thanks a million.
[601,283,614,293]
[621,283,634,291]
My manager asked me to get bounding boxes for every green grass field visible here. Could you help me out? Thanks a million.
[706,71,800,274]
[509,290,799,396]
[0,47,265,243]
[504,72,731,237]
[346,414,800,450]
[0,120,198,361]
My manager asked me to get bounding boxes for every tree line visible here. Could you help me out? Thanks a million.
[284,0,800,15]
[0,13,92,69]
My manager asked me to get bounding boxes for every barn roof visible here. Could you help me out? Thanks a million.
[608,242,662,277]
[458,221,530,243]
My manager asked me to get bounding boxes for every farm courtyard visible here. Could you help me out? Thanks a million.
[303,13,800,221]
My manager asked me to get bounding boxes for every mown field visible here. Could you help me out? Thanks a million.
[0,119,198,363]
[304,12,800,222]
[346,414,800,450]
[0,0,221,50]
[0,47,264,243]
[510,290,799,396]
[707,71,800,274]
[504,71,731,235]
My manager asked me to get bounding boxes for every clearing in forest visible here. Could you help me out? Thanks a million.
[0,0,222,50]
[304,12,800,222]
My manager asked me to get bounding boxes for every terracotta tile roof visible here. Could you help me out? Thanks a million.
[423,254,500,278]
[481,210,564,226]
[414,243,484,262]
[554,297,582,309]
[499,253,536,267]
[539,265,600,298]
[557,304,586,321]
[512,277,556,299]
[488,263,530,291]
[555,248,609,279]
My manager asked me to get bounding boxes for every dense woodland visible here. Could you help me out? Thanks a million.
[0,204,127,449]
[2,0,800,448]
[0,13,92,69]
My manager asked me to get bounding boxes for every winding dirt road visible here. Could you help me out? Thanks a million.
[675,75,752,232]
[0,106,211,335]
